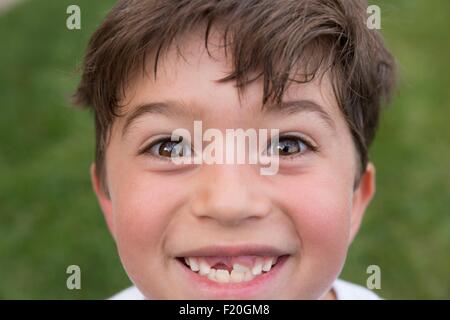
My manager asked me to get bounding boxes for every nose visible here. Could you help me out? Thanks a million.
[190,165,271,227]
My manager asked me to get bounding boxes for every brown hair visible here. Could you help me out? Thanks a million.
[73,0,396,193]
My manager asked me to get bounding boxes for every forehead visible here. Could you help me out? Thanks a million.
[118,27,344,131]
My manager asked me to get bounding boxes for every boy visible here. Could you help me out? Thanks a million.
[74,0,396,299]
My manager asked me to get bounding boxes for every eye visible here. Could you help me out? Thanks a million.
[143,136,192,159]
[267,135,316,158]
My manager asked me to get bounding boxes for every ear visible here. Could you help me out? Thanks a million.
[349,162,376,244]
[90,163,116,240]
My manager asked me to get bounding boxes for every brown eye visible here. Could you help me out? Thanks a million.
[268,136,310,157]
[158,140,182,157]
[147,137,192,159]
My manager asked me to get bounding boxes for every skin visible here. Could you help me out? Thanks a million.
[90,29,376,299]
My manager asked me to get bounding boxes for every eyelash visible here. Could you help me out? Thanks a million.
[268,134,319,159]
[138,136,189,161]
[139,134,319,160]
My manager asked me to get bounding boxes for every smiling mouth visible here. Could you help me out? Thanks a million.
[177,255,289,284]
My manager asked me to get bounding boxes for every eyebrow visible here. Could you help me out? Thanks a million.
[122,100,197,137]
[121,98,335,137]
[263,99,336,130]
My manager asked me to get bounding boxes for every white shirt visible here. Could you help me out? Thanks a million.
[109,279,381,300]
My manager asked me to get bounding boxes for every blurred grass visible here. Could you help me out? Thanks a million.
[0,0,449,299]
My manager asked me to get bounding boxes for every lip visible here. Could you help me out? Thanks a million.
[175,244,289,258]
[174,245,291,299]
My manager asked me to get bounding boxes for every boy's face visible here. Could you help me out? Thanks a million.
[92,30,375,299]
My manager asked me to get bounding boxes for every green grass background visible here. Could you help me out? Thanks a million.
[0,0,449,299]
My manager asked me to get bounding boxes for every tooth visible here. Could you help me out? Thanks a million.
[215,269,230,283]
[184,258,190,266]
[207,268,216,280]
[272,256,278,266]
[233,263,250,273]
[244,271,254,282]
[252,257,263,275]
[262,257,274,272]
[188,257,200,272]
[199,259,211,275]
[230,270,245,283]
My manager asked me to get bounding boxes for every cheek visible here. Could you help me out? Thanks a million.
[110,172,184,264]
[278,172,353,260]
[298,188,351,255]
